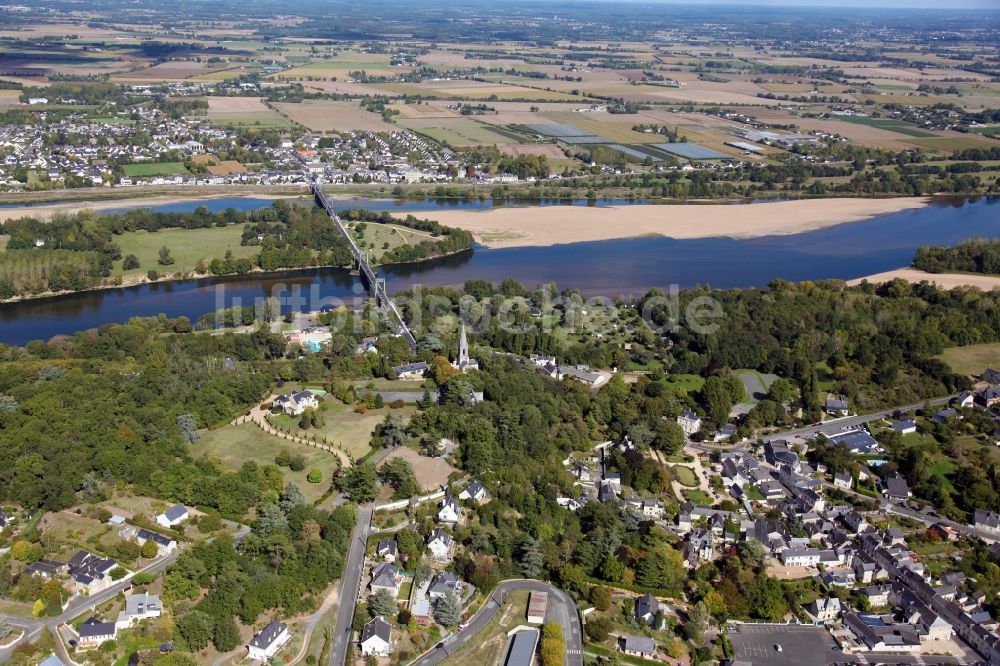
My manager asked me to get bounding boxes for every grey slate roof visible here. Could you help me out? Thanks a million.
[361,616,392,644]
[621,635,655,655]
[79,617,115,638]
[248,620,287,650]
[162,504,187,522]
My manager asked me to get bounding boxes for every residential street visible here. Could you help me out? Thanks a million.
[408,579,584,666]
[327,506,373,666]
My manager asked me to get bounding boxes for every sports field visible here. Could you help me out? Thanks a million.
[121,162,190,177]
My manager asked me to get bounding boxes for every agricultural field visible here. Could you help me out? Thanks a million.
[834,115,935,138]
[396,115,526,146]
[197,422,341,503]
[121,60,233,81]
[372,79,584,101]
[272,100,396,132]
[204,96,297,128]
[112,224,255,276]
[908,136,1000,153]
[277,51,406,79]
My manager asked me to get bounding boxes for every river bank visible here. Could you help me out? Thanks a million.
[0,192,304,222]
[410,197,930,248]
[848,268,1000,290]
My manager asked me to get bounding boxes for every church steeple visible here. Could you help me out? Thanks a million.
[458,323,469,365]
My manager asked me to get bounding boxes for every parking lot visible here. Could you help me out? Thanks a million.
[728,624,840,666]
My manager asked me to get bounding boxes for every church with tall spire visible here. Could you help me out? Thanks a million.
[452,323,479,372]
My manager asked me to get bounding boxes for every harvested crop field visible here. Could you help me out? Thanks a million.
[301,80,394,97]
[206,96,295,128]
[127,60,230,80]
[207,96,270,113]
[790,117,924,150]
[272,100,395,132]
[280,52,405,79]
[373,79,582,101]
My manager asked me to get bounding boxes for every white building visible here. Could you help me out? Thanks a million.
[156,504,189,528]
[360,617,392,657]
[78,617,116,647]
[451,324,479,372]
[458,480,491,503]
[273,391,319,416]
[427,528,455,562]
[437,496,461,524]
[115,593,162,630]
[247,620,290,661]
[677,411,702,435]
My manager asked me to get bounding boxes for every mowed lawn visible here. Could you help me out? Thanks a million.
[672,465,699,487]
[937,342,1000,377]
[122,162,191,177]
[270,398,417,460]
[198,423,340,502]
[112,225,256,276]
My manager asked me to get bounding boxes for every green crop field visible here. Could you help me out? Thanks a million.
[909,136,1000,152]
[112,225,255,276]
[397,117,526,146]
[121,162,190,177]
[836,115,935,138]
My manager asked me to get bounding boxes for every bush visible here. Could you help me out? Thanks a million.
[584,616,611,642]
[123,254,140,270]
[199,513,223,532]
[307,469,322,484]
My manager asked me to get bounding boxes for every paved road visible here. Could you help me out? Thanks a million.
[409,579,583,666]
[328,506,373,666]
[760,396,954,444]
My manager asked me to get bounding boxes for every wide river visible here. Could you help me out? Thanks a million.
[0,195,997,345]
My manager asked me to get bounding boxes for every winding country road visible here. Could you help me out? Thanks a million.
[408,579,584,666]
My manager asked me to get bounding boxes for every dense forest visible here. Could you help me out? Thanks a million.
[912,239,1000,275]
[0,318,283,511]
